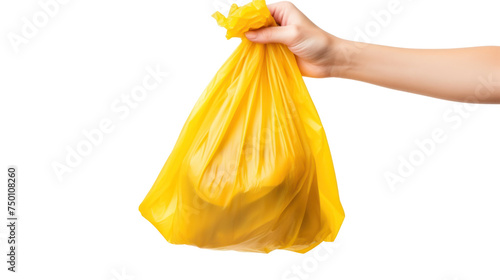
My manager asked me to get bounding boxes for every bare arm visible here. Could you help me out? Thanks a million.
[245,2,500,103]
[337,42,500,103]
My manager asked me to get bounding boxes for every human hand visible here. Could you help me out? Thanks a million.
[246,2,500,103]
[245,1,344,78]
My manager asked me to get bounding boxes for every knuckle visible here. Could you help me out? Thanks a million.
[262,29,274,40]
[288,25,301,39]
[280,1,296,9]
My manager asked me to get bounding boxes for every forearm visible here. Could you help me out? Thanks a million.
[332,38,500,103]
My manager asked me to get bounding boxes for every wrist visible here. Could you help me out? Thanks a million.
[328,36,358,78]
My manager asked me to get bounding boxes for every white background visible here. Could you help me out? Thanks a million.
[1,0,499,279]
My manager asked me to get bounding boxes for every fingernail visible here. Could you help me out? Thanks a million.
[245,31,257,39]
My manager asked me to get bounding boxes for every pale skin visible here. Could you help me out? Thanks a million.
[245,2,500,104]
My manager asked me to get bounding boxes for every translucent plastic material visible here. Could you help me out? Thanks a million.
[139,0,344,253]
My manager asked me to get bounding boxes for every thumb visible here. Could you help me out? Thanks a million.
[245,26,297,45]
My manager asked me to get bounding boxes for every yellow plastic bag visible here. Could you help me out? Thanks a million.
[139,0,344,253]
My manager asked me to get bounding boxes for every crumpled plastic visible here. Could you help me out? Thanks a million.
[139,0,344,253]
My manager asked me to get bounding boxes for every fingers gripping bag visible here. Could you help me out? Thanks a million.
[139,0,344,253]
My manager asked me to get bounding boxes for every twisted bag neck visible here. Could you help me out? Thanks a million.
[212,0,277,40]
